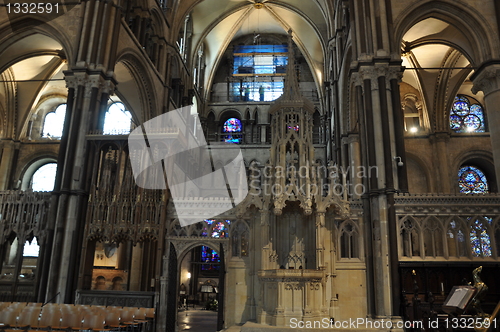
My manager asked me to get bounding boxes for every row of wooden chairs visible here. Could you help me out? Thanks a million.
[0,302,155,332]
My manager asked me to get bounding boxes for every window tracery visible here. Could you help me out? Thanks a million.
[449,95,486,133]
[339,220,359,259]
[446,219,467,258]
[232,222,249,258]
[401,218,420,258]
[400,215,497,260]
[469,217,492,257]
[423,218,443,257]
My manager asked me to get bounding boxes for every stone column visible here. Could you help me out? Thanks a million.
[129,243,143,291]
[472,64,500,190]
[351,64,404,318]
[46,73,112,303]
[433,133,451,193]
[343,134,363,198]
[0,141,15,190]
[315,212,325,269]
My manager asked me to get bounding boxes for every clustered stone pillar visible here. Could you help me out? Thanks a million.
[351,64,404,319]
[472,64,500,191]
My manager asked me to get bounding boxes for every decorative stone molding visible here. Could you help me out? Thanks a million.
[0,191,51,245]
[258,269,325,282]
[168,237,228,258]
[76,290,155,307]
[394,193,500,215]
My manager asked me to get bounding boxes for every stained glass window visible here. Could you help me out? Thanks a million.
[201,245,220,271]
[103,102,132,135]
[211,221,229,238]
[223,118,241,132]
[42,104,66,138]
[202,219,230,237]
[470,219,492,257]
[32,163,57,191]
[458,166,489,194]
[201,219,215,237]
[222,118,242,143]
[450,95,486,133]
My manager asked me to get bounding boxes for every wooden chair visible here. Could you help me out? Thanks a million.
[0,310,19,327]
[16,308,41,329]
[120,309,139,332]
[104,310,124,331]
[61,311,84,331]
[34,308,61,330]
[89,313,110,332]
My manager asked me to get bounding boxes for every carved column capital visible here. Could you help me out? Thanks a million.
[352,65,403,90]
[472,64,500,96]
[101,79,117,95]
[65,71,87,89]
[350,72,364,87]
[341,133,359,144]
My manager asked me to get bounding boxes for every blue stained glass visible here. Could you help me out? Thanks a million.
[234,45,288,53]
[211,221,228,238]
[469,104,483,116]
[202,219,215,236]
[223,118,242,133]
[223,118,242,143]
[458,166,489,194]
[201,245,220,271]
[224,135,241,143]
[453,100,470,116]
[450,95,485,133]
[470,232,481,257]
[470,219,492,257]
[450,115,462,130]
[463,115,481,131]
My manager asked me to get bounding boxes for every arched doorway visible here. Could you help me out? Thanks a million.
[167,241,226,332]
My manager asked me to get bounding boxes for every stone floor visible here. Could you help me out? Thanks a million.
[177,309,218,332]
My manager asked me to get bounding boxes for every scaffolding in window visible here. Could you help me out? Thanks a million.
[231,44,288,102]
